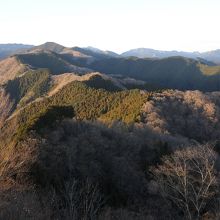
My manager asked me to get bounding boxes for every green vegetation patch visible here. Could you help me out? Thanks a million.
[100,90,149,124]
[5,69,50,107]
[84,74,122,91]
[17,53,71,74]
[16,105,74,139]
[12,81,148,139]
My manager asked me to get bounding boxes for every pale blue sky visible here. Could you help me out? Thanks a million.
[1,0,220,52]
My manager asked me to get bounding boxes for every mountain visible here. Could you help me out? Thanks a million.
[1,42,220,220]
[1,42,220,143]
[0,42,121,61]
[121,48,199,59]
[85,46,120,57]
[30,42,65,53]
[15,51,91,74]
[122,48,220,64]
[2,42,220,65]
[0,56,28,85]
[0,54,154,126]
[0,43,33,60]
[28,42,120,59]
[201,49,220,65]
[21,42,122,70]
[0,69,148,138]
[89,56,220,91]
[30,43,220,92]
[2,42,220,92]
[71,46,119,60]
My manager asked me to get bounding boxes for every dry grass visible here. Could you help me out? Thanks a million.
[0,57,27,85]
[48,72,125,96]
[198,63,220,76]
[0,89,14,128]
[61,48,91,58]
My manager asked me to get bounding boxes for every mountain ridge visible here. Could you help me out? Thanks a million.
[1,43,220,92]
[121,47,220,64]
[1,42,220,220]
[2,42,220,64]
[0,43,34,60]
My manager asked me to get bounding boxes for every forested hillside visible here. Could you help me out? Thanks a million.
[89,56,220,91]
[2,42,220,92]
[1,43,220,219]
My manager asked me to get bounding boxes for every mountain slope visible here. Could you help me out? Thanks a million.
[201,50,220,64]
[0,89,14,127]
[31,42,65,53]
[0,44,33,60]
[2,43,220,220]
[141,90,220,141]
[0,80,147,143]
[48,72,127,96]
[2,44,220,92]
[85,46,120,57]
[122,48,199,59]
[4,69,51,109]
[28,42,119,60]
[16,52,91,74]
[0,67,152,134]
[122,48,220,64]
[89,56,220,91]
[0,56,28,85]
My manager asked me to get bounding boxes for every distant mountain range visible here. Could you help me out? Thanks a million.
[1,42,220,149]
[1,42,220,184]
[1,42,220,220]
[0,43,33,60]
[1,42,220,92]
[2,42,220,64]
[121,48,220,64]
[0,42,120,60]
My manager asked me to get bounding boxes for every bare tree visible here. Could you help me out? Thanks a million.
[62,178,105,220]
[141,90,220,141]
[151,144,219,220]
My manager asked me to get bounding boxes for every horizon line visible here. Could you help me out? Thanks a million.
[1,41,220,54]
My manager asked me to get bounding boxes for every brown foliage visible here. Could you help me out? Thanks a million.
[142,90,220,142]
[151,144,219,220]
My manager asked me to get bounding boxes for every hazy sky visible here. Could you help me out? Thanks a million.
[1,0,220,53]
